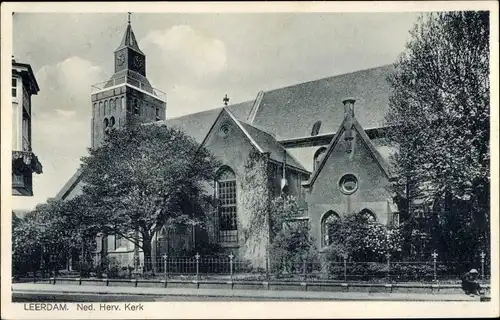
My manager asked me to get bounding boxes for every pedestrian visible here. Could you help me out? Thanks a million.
[461,269,482,296]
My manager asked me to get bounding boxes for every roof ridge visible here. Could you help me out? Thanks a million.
[166,100,253,121]
[262,64,394,95]
[239,120,308,173]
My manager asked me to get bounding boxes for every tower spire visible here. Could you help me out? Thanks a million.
[115,13,144,55]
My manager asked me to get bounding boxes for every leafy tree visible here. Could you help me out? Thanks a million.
[12,198,96,276]
[323,212,403,262]
[80,123,220,272]
[385,12,490,258]
[268,195,318,273]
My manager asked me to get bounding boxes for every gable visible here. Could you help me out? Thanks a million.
[202,109,262,178]
[305,117,393,188]
[55,168,85,201]
[166,101,254,143]
[307,123,393,204]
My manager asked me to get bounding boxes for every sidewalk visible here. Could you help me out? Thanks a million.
[12,283,479,301]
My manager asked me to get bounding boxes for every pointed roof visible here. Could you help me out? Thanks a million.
[115,23,144,55]
[166,101,255,143]
[303,116,394,188]
[200,108,309,174]
[55,167,85,200]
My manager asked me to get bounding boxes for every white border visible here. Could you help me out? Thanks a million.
[1,2,499,319]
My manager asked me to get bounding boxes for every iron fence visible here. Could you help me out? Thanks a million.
[41,252,488,283]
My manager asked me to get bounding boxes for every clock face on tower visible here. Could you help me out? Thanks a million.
[133,55,144,70]
[117,52,125,67]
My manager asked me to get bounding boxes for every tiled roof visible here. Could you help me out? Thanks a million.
[237,120,308,173]
[116,23,144,55]
[104,70,154,93]
[251,65,394,140]
[166,101,254,143]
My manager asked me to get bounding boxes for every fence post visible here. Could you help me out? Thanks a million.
[162,254,168,280]
[265,257,270,280]
[134,256,139,279]
[431,250,438,282]
[480,251,486,280]
[302,259,307,281]
[229,254,234,281]
[385,252,391,281]
[195,253,200,281]
[343,256,347,282]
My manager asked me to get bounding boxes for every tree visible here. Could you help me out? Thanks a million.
[12,198,95,276]
[323,212,403,262]
[385,12,490,259]
[80,123,220,272]
[268,195,318,273]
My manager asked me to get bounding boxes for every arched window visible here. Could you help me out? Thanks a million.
[104,100,108,115]
[103,118,109,135]
[359,209,377,223]
[111,99,116,114]
[311,121,322,136]
[99,102,103,116]
[110,116,116,128]
[92,103,97,117]
[216,166,238,244]
[313,147,327,171]
[133,98,139,115]
[321,210,340,247]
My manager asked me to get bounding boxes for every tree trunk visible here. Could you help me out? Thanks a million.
[142,234,153,273]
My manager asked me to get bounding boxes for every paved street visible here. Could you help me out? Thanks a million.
[12,283,480,302]
[13,292,279,302]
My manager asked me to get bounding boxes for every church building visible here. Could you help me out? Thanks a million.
[56,20,399,269]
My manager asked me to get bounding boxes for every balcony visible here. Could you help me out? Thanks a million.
[91,75,166,102]
[12,150,42,196]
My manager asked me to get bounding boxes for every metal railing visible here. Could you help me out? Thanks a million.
[91,75,166,101]
[39,252,487,284]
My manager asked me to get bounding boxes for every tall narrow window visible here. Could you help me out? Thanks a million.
[313,147,327,171]
[103,118,109,135]
[216,166,238,244]
[133,98,139,115]
[12,78,17,97]
[104,100,108,115]
[22,117,30,151]
[99,102,103,116]
[155,108,160,121]
[311,121,322,136]
[321,210,340,247]
[111,99,116,114]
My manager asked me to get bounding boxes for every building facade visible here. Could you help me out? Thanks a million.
[56,20,399,269]
[12,59,42,196]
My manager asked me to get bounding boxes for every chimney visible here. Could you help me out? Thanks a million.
[342,98,356,154]
[342,97,355,119]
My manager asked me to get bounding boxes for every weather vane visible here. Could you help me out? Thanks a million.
[223,94,230,106]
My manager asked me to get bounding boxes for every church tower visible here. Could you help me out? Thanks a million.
[90,15,167,149]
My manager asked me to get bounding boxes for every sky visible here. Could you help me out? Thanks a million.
[11,12,419,211]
